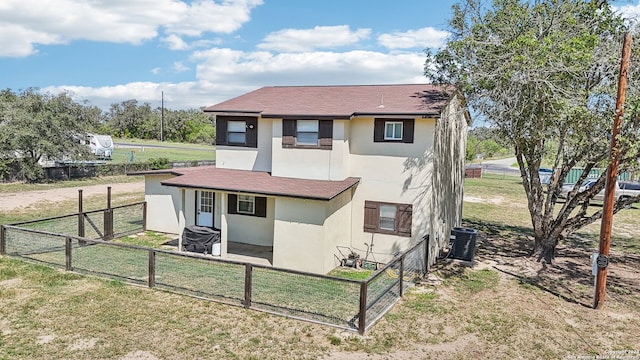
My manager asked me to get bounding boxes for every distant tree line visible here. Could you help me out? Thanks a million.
[98,99,215,144]
[466,127,512,161]
[0,88,215,182]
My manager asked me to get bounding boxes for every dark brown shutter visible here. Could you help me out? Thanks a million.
[216,117,227,145]
[402,119,414,143]
[363,201,379,232]
[246,118,258,148]
[282,119,295,147]
[397,204,412,237]
[228,194,237,214]
[255,196,267,217]
[374,119,385,142]
[318,120,333,150]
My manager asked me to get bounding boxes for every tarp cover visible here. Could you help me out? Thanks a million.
[182,225,220,254]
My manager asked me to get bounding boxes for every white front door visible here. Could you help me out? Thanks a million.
[197,191,214,227]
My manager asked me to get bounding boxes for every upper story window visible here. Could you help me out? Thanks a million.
[364,201,412,237]
[282,119,333,150]
[227,121,247,144]
[296,120,319,145]
[374,118,414,143]
[384,121,403,140]
[216,116,258,148]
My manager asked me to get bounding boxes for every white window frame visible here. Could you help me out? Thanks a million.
[237,194,255,215]
[378,204,397,231]
[227,120,247,144]
[296,120,319,146]
[384,121,403,141]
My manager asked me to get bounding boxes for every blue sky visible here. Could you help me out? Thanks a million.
[1,0,639,111]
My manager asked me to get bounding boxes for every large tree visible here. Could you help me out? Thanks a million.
[426,0,640,262]
[0,88,99,181]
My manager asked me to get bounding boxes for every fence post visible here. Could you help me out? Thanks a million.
[78,190,85,238]
[0,226,6,255]
[244,264,252,309]
[103,209,113,241]
[358,281,367,335]
[399,256,405,298]
[65,237,72,271]
[143,202,148,231]
[148,250,155,288]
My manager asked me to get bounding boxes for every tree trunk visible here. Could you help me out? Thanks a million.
[534,235,557,264]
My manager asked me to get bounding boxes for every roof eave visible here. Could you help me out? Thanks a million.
[160,180,360,201]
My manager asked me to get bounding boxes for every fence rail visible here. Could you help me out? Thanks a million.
[1,211,428,334]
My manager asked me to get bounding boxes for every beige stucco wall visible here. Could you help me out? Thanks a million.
[321,189,353,272]
[348,116,435,263]
[270,119,350,180]
[272,197,327,273]
[215,119,272,172]
[144,174,181,234]
[429,95,469,266]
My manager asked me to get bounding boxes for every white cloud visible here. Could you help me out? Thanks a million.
[378,27,450,49]
[165,0,264,37]
[41,47,428,110]
[150,67,161,75]
[42,81,211,110]
[0,0,263,57]
[173,61,190,73]
[162,34,189,50]
[257,25,371,52]
[191,48,426,87]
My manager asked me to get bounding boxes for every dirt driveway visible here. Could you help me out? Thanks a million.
[0,181,145,212]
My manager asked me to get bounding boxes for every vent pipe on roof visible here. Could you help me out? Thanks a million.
[378,94,385,108]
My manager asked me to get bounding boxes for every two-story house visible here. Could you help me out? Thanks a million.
[135,84,470,274]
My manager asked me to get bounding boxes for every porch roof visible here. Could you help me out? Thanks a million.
[134,166,360,200]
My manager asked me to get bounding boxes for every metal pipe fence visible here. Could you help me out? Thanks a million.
[1,215,429,334]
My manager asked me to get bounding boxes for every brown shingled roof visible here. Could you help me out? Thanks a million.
[203,84,454,118]
[151,166,359,201]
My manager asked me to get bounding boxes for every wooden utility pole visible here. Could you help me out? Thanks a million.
[594,33,632,310]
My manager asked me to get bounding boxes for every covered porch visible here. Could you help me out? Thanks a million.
[154,166,359,274]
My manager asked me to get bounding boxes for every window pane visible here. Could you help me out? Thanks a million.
[238,195,255,214]
[394,123,403,138]
[228,133,246,144]
[297,120,318,132]
[297,132,318,145]
[238,201,254,213]
[379,218,395,231]
[380,204,396,218]
[228,121,246,132]
[385,123,394,138]
[379,204,396,231]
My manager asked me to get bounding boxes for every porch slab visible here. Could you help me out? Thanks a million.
[226,242,273,266]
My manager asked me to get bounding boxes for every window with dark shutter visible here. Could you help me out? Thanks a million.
[216,116,258,148]
[363,201,412,237]
[282,119,332,149]
[318,120,333,149]
[363,201,379,232]
[227,194,267,218]
[374,118,414,143]
[216,117,227,145]
[282,119,295,147]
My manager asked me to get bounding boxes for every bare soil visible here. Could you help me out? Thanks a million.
[0,181,144,212]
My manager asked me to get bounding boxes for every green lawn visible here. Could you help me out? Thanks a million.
[1,172,639,359]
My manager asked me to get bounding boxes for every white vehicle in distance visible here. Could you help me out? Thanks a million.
[560,179,640,206]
